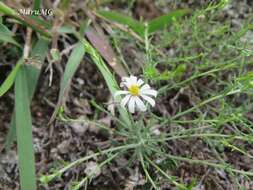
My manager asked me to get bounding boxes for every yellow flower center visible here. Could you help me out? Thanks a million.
[128,85,140,96]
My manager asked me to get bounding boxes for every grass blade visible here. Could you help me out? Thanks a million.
[0,23,21,47]
[49,42,85,122]
[25,38,50,98]
[148,9,189,33]
[59,42,85,98]
[0,1,16,15]
[0,59,22,97]
[33,0,41,10]
[96,10,145,36]
[4,38,49,150]
[15,64,36,190]
[82,39,131,126]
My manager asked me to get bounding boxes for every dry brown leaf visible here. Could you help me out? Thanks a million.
[85,27,128,77]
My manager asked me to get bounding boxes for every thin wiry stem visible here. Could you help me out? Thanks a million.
[145,156,186,189]
[40,143,140,183]
[139,153,159,190]
[161,133,253,142]
[72,153,119,190]
[168,154,253,176]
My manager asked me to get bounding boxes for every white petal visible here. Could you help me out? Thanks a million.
[137,79,144,86]
[114,90,129,98]
[135,96,147,111]
[141,89,158,97]
[121,94,131,107]
[129,75,137,85]
[141,95,156,107]
[128,96,136,113]
[140,84,151,91]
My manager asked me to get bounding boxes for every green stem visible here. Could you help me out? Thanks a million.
[172,94,223,119]
[145,156,186,189]
[162,133,253,142]
[72,153,119,190]
[0,2,16,15]
[168,154,253,176]
[33,0,41,10]
[40,143,140,183]
[172,87,241,119]
[139,153,158,190]
[159,62,236,94]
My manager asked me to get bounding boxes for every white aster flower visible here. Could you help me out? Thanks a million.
[114,75,158,113]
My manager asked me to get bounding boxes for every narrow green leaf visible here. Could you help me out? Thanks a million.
[49,42,85,122]
[26,38,50,99]
[59,42,85,97]
[82,39,131,126]
[31,37,50,61]
[97,10,145,36]
[33,0,41,10]
[148,9,189,33]
[173,64,187,80]
[0,1,16,16]
[15,64,36,190]
[4,38,49,150]
[58,25,76,34]
[29,15,52,30]
[0,23,21,47]
[50,48,61,62]
[0,33,21,47]
[0,22,13,35]
[0,59,22,97]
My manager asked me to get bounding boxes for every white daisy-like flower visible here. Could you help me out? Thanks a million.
[114,75,158,113]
